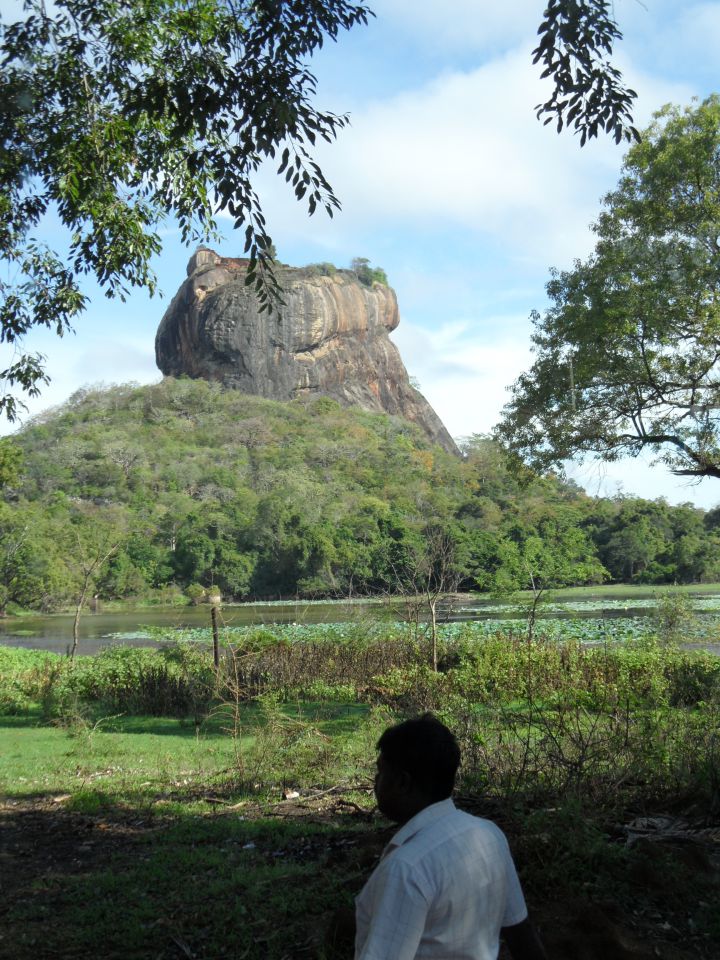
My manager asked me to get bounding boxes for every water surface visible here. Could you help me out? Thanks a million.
[3,592,719,655]
[0,601,379,655]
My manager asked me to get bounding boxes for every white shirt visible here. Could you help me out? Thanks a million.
[355,798,527,960]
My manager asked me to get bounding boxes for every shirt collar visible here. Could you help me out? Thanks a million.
[386,797,456,852]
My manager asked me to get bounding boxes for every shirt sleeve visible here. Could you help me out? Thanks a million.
[500,836,528,928]
[355,857,429,960]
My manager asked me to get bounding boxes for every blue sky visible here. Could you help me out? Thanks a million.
[5,0,720,508]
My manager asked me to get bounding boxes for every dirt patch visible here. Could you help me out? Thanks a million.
[1,796,151,885]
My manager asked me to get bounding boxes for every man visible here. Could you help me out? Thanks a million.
[355,714,547,960]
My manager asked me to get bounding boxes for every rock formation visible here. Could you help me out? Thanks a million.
[155,249,458,454]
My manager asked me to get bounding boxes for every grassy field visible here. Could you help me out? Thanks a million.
[1,629,719,959]
[1,710,236,804]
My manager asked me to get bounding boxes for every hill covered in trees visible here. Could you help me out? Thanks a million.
[1,378,719,613]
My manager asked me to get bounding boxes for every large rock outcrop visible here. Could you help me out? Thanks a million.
[155,249,459,454]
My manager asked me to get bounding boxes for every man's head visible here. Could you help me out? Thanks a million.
[374,714,461,823]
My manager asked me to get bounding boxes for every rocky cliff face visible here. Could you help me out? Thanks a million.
[155,249,458,454]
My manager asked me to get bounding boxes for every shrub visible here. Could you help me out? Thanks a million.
[51,644,217,719]
[653,590,697,643]
[0,648,61,715]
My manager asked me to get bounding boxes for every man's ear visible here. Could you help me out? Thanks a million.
[396,769,414,793]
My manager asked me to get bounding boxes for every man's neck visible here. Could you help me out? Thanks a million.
[394,794,449,825]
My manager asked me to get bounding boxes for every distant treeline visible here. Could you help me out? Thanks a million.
[1,378,719,613]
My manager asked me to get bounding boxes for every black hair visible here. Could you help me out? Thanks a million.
[376,713,460,801]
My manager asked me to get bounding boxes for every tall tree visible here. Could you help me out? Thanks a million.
[498,97,720,482]
[0,502,67,612]
[63,504,131,657]
[1,0,637,418]
[0,440,22,489]
[388,523,468,671]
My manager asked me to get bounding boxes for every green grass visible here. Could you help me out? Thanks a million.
[0,714,235,803]
[0,704,380,959]
[0,701,375,805]
[4,798,370,960]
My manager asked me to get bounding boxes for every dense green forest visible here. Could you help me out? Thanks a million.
[1,377,719,614]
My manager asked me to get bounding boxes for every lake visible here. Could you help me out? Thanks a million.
[0,601,381,655]
[3,591,720,655]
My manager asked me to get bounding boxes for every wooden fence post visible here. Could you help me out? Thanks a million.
[211,604,220,669]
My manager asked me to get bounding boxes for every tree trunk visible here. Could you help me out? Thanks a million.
[526,586,545,644]
[211,604,220,669]
[69,576,91,659]
[429,597,438,671]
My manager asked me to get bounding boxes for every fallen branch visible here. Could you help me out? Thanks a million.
[202,796,248,810]
[334,798,371,815]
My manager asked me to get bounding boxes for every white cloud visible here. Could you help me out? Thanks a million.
[253,43,695,273]
[257,47,608,256]
[375,0,542,54]
[0,334,159,436]
[391,315,532,437]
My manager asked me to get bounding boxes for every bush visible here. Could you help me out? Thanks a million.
[218,624,417,700]
[652,590,697,643]
[350,257,388,286]
[3,624,718,814]
[303,262,337,277]
[185,583,207,604]
[0,648,60,715]
[45,644,217,719]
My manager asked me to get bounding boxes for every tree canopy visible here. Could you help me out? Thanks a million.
[1,0,638,419]
[498,97,720,482]
[1,0,372,419]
